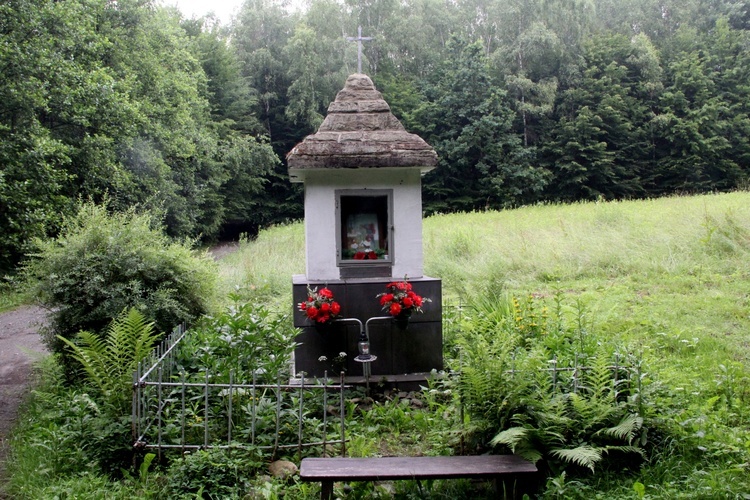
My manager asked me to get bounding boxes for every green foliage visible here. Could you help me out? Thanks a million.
[9,194,750,497]
[5,0,750,277]
[136,300,307,453]
[24,201,217,371]
[5,359,135,485]
[165,448,262,499]
[58,308,160,411]
[454,293,647,474]
[0,0,282,275]
[173,297,297,383]
[415,37,547,213]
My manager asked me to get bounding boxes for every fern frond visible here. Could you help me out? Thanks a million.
[512,445,544,464]
[595,413,643,444]
[59,308,159,409]
[549,445,602,472]
[602,445,646,458]
[569,391,618,430]
[490,427,546,463]
[107,307,156,368]
[490,427,528,450]
[584,354,616,402]
[58,330,112,394]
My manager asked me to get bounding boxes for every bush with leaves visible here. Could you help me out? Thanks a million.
[173,296,298,384]
[453,293,648,477]
[24,201,217,373]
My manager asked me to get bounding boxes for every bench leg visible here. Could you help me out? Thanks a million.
[320,480,334,500]
[493,476,522,500]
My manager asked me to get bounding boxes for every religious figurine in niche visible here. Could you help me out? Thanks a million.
[345,213,384,260]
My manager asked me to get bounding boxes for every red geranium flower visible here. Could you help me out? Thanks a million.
[299,286,343,325]
[376,277,431,318]
[306,306,318,319]
[380,293,394,306]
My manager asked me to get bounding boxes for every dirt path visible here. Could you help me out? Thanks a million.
[0,305,49,493]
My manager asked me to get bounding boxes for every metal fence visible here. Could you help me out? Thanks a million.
[132,303,642,461]
[132,325,349,461]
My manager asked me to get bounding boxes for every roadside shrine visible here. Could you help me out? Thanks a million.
[287,74,442,382]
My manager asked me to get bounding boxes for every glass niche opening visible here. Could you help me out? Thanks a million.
[337,190,393,270]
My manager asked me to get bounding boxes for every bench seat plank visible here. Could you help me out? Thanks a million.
[300,455,537,482]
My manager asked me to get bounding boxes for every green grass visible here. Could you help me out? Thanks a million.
[424,192,750,372]
[224,192,750,367]
[217,221,305,310]
[216,191,750,497]
[0,281,31,313]
[7,191,750,498]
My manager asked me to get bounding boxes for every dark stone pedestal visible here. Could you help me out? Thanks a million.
[292,275,442,378]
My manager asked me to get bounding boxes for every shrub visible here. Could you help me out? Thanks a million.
[24,201,217,372]
[173,296,298,383]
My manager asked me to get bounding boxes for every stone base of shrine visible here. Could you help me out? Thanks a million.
[292,275,443,378]
[289,372,442,392]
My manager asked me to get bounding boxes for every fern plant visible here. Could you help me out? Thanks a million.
[491,403,645,472]
[455,293,648,476]
[58,308,160,411]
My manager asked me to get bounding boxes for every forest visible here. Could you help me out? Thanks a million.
[2,0,749,274]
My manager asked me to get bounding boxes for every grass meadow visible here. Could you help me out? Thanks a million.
[5,191,750,498]
[227,192,750,370]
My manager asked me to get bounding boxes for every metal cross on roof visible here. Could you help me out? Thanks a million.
[346,26,373,74]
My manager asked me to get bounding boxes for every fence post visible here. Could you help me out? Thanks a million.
[340,371,346,457]
[298,374,305,463]
[181,371,186,454]
[613,353,620,399]
[228,370,234,446]
[157,367,163,461]
[131,369,138,470]
[551,355,558,393]
[273,376,282,460]
[323,371,328,458]
[251,371,257,446]
[204,371,209,449]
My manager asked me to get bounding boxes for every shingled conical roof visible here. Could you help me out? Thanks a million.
[287,74,437,181]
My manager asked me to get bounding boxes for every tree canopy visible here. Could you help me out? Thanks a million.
[2,0,749,274]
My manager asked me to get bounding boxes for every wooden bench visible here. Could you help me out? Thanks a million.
[300,455,538,499]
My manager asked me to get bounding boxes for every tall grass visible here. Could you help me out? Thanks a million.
[7,191,750,498]
[424,193,750,376]
[222,193,750,367]
[424,192,750,298]
[217,222,305,309]
[221,192,750,464]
